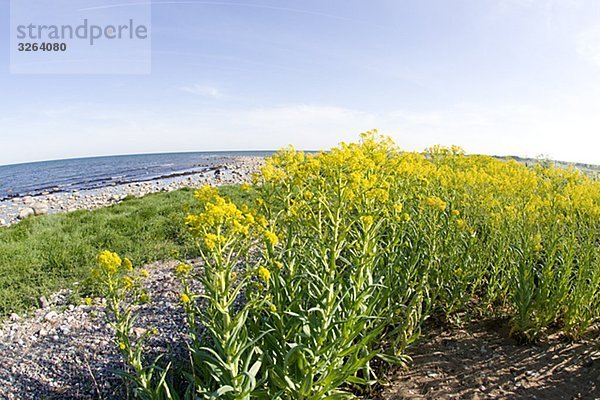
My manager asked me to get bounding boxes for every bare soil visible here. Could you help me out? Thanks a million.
[379,319,600,400]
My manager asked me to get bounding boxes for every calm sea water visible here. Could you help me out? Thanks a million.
[0,151,273,201]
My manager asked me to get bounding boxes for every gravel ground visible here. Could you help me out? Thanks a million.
[0,260,195,399]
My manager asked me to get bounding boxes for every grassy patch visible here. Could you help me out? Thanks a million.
[0,185,245,317]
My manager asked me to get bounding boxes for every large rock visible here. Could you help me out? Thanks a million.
[32,202,49,216]
[39,296,50,309]
[44,311,59,322]
[18,207,34,219]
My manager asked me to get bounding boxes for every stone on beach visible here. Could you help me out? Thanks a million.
[18,208,34,219]
[39,297,50,309]
[32,202,49,216]
[43,311,59,323]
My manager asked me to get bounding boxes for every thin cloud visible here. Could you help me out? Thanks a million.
[178,84,223,98]
[77,1,391,32]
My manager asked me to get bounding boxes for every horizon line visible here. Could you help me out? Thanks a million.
[1,149,598,169]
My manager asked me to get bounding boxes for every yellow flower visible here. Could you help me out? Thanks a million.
[269,304,277,312]
[139,292,150,303]
[233,220,250,236]
[204,233,219,250]
[175,263,193,276]
[402,213,411,222]
[452,209,460,216]
[456,219,467,230]
[194,184,219,203]
[140,269,149,278]
[122,276,134,289]
[303,190,314,201]
[264,231,279,247]
[97,250,122,274]
[425,196,447,212]
[361,215,374,227]
[393,202,403,213]
[257,266,271,282]
[258,216,268,228]
[119,342,127,351]
[180,293,191,304]
[123,258,133,272]
[84,297,92,306]
[241,183,251,192]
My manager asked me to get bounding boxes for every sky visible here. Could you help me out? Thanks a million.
[1,0,600,166]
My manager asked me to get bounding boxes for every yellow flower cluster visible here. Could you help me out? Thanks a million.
[122,276,134,289]
[424,196,447,212]
[193,184,220,203]
[186,185,261,252]
[175,263,193,276]
[253,130,599,258]
[203,233,225,250]
[257,266,271,282]
[264,230,279,247]
[97,250,122,274]
[92,251,146,298]
[180,293,191,304]
[361,215,374,227]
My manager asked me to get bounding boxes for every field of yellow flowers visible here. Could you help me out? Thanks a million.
[96,132,599,399]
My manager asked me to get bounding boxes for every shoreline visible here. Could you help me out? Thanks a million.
[0,156,263,227]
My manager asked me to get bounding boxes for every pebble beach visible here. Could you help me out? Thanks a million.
[0,260,197,399]
[0,156,264,227]
[0,155,264,398]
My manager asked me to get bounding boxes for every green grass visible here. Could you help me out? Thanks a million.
[0,185,245,318]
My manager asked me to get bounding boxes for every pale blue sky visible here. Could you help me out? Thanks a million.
[1,0,600,165]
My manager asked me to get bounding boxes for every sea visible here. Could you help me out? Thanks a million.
[0,151,274,201]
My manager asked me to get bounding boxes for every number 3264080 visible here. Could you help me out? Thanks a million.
[18,43,67,52]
